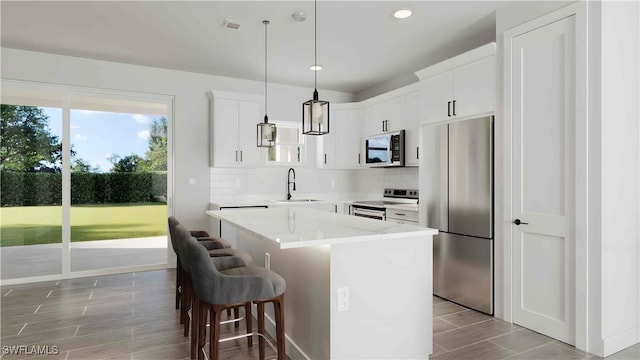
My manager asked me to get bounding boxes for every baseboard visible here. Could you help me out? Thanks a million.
[592,326,640,357]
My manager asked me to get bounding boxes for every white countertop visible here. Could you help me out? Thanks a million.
[206,207,436,249]
[207,207,438,249]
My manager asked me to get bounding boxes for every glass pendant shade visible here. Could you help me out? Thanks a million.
[257,115,276,147]
[302,89,330,135]
[302,0,329,136]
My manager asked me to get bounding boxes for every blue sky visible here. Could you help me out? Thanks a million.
[44,107,163,172]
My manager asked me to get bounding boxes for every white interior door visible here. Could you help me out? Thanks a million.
[511,15,576,344]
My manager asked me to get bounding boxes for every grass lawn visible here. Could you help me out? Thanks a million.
[0,203,167,247]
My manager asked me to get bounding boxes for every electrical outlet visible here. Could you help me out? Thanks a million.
[337,286,349,312]
[189,178,196,185]
[264,253,271,270]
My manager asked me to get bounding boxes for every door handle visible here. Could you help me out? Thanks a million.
[452,100,457,116]
[513,219,529,225]
[447,101,451,117]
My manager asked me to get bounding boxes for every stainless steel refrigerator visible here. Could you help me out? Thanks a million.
[421,116,493,314]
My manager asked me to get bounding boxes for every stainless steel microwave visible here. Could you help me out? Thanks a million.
[365,130,405,167]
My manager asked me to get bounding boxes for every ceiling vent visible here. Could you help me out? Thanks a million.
[222,19,243,30]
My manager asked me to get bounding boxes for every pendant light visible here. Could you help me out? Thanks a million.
[302,0,329,135]
[257,20,276,147]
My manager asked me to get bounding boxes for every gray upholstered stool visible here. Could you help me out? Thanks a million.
[168,217,249,310]
[173,223,252,359]
[183,235,286,360]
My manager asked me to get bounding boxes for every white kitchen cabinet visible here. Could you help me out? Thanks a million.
[320,105,362,169]
[404,91,421,166]
[361,96,407,137]
[362,101,386,137]
[209,91,263,167]
[416,43,496,124]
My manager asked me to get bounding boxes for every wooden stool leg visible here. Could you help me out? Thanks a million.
[274,295,286,360]
[233,306,240,328]
[197,304,207,360]
[257,302,265,360]
[226,308,232,317]
[183,278,191,337]
[190,296,199,359]
[211,305,223,360]
[244,302,253,347]
[176,258,182,309]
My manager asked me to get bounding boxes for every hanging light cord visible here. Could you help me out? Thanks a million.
[264,20,269,119]
[314,0,317,90]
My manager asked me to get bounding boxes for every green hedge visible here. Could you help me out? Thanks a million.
[1,171,167,206]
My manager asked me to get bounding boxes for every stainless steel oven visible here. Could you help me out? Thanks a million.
[351,188,418,221]
[351,204,386,221]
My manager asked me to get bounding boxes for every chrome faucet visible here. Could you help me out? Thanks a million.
[287,168,296,200]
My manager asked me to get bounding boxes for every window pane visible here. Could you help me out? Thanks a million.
[1,105,63,279]
[69,109,168,272]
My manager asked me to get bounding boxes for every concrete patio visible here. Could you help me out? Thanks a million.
[0,237,168,280]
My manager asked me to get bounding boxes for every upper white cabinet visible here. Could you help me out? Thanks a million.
[361,95,408,137]
[209,90,263,167]
[404,91,421,166]
[417,43,496,124]
[360,87,420,167]
[319,105,362,169]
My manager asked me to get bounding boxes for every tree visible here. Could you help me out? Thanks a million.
[71,158,94,173]
[113,154,144,172]
[1,105,63,171]
[141,116,167,172]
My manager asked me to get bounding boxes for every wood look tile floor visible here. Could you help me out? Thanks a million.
[2,270,639,360]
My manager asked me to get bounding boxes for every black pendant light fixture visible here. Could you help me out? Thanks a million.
[257,20,276,147]
[302,0,329,135]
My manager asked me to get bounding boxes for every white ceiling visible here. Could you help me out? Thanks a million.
[1,1,505,96]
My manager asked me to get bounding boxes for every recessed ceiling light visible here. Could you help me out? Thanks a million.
[292,11,306,22]
[310,64,323,71]
[393,9,412,19]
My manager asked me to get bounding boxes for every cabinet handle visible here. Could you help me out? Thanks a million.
[394,213,406,216]
[417,146,419,160]
[382,120,385,132]
[235,150,238,162]
[324,154,327,164]
[334,204,338,213]
[448,101,451,117]
[358,153,361,164]
[240,150,243,162]
[452,100,456,116]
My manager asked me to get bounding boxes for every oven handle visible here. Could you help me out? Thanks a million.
[352,206,386,220]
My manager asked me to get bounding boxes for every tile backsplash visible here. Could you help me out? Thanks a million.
[210,166,419,202]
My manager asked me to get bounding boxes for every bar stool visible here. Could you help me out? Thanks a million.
[173,223,252,359]
[183,235,286,360]
[169,217,250,309]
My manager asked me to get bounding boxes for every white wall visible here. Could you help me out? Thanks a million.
[598,0,640,354]
[0,48,354,231]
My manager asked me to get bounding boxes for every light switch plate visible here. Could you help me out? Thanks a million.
[337,286,349,312]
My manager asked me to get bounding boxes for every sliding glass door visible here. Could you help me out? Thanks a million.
[1,82,173,283]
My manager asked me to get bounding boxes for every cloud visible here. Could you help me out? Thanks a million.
[71,125,80,129]
[75,134,88,141]
[75,110,100,115]
[137,130,150,140]
[132,114,151,124]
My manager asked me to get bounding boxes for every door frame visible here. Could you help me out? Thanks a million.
[502,0,588,351]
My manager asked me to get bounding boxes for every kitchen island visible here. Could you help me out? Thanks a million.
[206,207,436,360]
